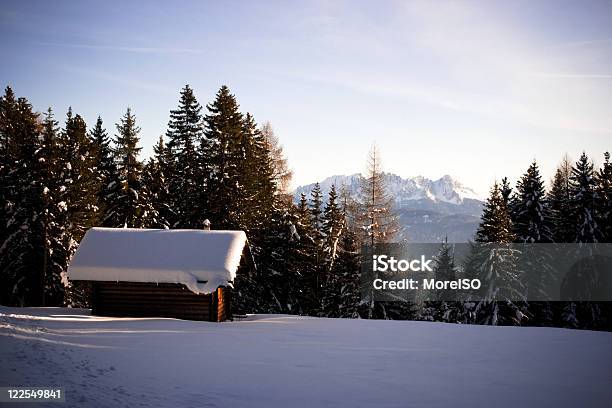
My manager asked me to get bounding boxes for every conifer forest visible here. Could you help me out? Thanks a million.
[1,84,611,330]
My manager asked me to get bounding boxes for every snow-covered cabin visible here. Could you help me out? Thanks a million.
[68,228,251,321]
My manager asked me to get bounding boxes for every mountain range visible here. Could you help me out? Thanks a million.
[294,173,485,242]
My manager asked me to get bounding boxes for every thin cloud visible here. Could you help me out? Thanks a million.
[50,63,176,95]
[35,41,205,55]
[527,73,612,79]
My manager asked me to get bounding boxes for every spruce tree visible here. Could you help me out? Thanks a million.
[89,116,116,218]
[595,152,612,242]
[334,228,362,318]
[567,153,603,329]
[323,185,345,265]
[513,161,552,243]
[166,85,204,227]
[308,183,325,312]
[39,108,71,306]
[430,241,461,322]
[473,182,526,326]
[0,91,45,305]
[238,112,277,233]
[569,152,599,243]
[142,136,172,229]
[260,121,293,201]
[104,108,152,228]
[62,109,101,240]
[320,185,347,316]
[475,182,516,243]
[202,86,245,229]
[548,156,574,243]
[513,161,555,325]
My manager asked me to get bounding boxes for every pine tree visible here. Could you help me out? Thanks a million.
[323,226,361,318]
[39,108,71,306]
[142,136,172,229]
[358,146,399,247]
[104,108,152,228]
[513,161,552,243]
[303,183,325,312]
[566,153,602,329]
[569,152,599,243]
[292,192,319,314]
[320,185,347,316]
[473,182,526,326]
[595,152,612,242]
[89,116,116,219]
[62,109,101,240]
[202,86,245,229]
[429,241,462,322]
[166,85,204,227]
[260,121,293,201]
[310,183,324,234]
[0,91,45,306]
[323,185,345,265]
[476,182,516,243]
[238,112,277,233]
[297,192,310,225]
[512,161,556,325]
[548,155,574,243]
[0,87,19,305]
[500,177,514,208]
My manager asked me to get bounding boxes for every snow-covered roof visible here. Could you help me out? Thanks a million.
[68,228,247,294]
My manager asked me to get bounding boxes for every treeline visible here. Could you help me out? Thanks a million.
[2,84,610,329]
[425,155,612,330]
[0,85,393,318]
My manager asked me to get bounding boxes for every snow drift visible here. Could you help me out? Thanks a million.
[1,307,611,407]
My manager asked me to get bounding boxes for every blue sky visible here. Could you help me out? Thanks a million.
[1,0,611,194]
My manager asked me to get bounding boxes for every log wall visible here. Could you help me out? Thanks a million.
[91,281,219,321]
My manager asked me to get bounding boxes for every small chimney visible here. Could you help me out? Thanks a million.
[202,219,211,230]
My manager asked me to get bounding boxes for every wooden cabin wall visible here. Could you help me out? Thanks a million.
[92,282,213,321]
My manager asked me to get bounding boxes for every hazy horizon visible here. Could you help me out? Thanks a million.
[2,0,611,194]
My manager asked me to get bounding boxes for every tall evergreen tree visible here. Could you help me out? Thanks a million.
[260,121,293,201]
[62,109,101,241]
[595,152,612,242]
[0,91,45,305]
[320,185,347,316]
[237,113,277,233]
[567,153,603,329]
[104,108,152,228]
[89,116,116,218]
[142,136,172,229]
[310,183,324,233]
[476,182,516,243]
[202,86,246,228]
[473,183,526,326]
[548,156,574,243]
[166,85,204,227]
[358,146,398,247]
[512,161,555,325]
[513,161,552,243]
[569,152,599,243]
[430,241,461,322]
[334,228,362,318]
[39,108,71,306]
[323,185,345,265]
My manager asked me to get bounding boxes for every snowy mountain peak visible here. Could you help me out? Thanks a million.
[294,173,482,207]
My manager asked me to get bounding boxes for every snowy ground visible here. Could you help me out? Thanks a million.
[1,307,611,408]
